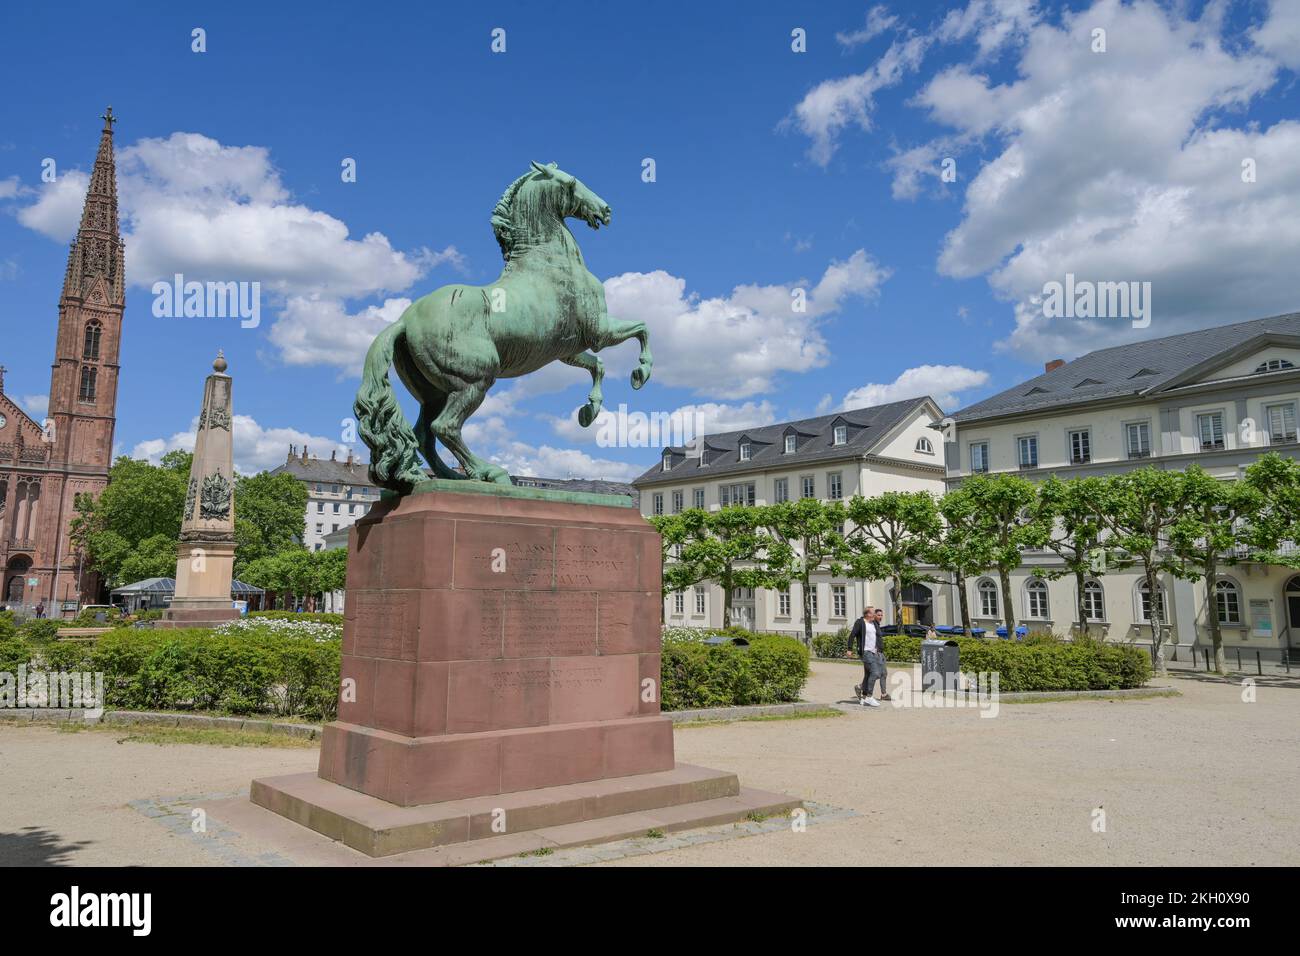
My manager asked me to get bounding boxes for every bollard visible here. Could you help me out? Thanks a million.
[1237,648,1242,671]
[1256,650,1262,676]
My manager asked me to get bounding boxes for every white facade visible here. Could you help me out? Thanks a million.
[942,331,1300,662]
[637,399,948,636]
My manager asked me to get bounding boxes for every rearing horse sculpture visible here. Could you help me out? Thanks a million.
[354,162,652,492]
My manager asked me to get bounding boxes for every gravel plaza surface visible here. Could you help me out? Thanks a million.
[1,661,1296,866]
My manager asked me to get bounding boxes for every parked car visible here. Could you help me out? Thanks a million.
[877,623,932,639]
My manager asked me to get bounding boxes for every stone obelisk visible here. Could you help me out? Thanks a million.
[161,351,240,626]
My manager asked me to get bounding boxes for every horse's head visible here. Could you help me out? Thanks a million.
[529,161,612,230]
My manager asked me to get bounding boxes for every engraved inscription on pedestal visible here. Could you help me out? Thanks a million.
[354,594,415,659]
[499,591,599,658]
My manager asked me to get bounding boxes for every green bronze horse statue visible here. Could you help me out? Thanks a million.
[354,161,652,492]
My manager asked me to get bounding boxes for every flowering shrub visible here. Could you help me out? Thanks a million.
[216,617,342,643]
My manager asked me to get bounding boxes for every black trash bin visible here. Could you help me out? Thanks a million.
[920,638,960,692]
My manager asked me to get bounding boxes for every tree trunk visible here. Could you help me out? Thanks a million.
[999,567,1016,636]
[1147,567,1167,675]
[1075,568,1088,641]
[955,571,972,634]
[891,573,902,626]
[801,570,813,648]
[722,566,733,627]
[1206,554,1225,674]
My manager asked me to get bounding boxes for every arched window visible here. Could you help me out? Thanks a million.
[916,436,934,455]
[1082,580,1105,622]
[1137,581,1165,624]
[78,366,97,402]
[83,320,102,360]
[977,578,999,618]
[1214,578,1242,625]
[1024,578,1049,619]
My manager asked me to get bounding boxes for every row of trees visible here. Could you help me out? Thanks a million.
[69,451,329,607]
[650,453,1300,674]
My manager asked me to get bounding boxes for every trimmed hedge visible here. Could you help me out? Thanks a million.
[0,627,340,720]
[812,627,852,659]
[661,630,809,710]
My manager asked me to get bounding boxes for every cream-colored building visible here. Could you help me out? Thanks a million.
[941,311,1300,663]
[632,397,948,636]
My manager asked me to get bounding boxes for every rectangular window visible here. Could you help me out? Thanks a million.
[1266,403,1297,443]
[1082,585,1104,622]
[673,592,684,615]
[739,443,752,461]
[671,490,683,513]
[784,434,796,454]
[773,478,789,503]
[1140,588,1164,624]
[808,586,818,620]
[720,482,755,507]
[833,424,847,445]
[1017,436,1038,469]
[832,585,847,618]
[1125,422,1151,459]
[1197,412,1225,450]
[652,493,664,516]
[970,442,989,473]
[315,523,323,534]
[1068,429,1091,464]
[828,473,842,500]
[693,488,705,509]
[979,585,998,618]
[317,502,324,513]
[778,589,791,616]
[694,586,706,615]
[1027,584,1049,619]
[801,476,815,499]
[332,503,340,514]
[1216,586,1241,625]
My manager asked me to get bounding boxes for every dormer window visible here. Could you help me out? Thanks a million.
[661,451,672,472]
[833,425,847,446]
[739,442,752,462]
[784,434,796,454]
[1255,359,1296,374]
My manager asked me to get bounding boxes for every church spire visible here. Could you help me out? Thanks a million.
[61,105,123,304]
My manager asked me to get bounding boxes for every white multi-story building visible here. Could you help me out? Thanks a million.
[941,311,1300,663]
[632,397,948,635]
[270,446,381,553]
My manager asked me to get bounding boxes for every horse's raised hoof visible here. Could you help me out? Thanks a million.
[578,403,599,428]
[631,364,651,389]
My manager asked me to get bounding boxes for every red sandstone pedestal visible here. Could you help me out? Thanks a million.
[251,482,800,860]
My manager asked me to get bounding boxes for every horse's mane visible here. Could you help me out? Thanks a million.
[490,169,563,261]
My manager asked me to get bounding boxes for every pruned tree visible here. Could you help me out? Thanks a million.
[960,473,1051,635]
[651,507,777,628]
[928,486,995,634]
[843,491,942,625]
[758,497,848,648]
[1033,475,1110,639]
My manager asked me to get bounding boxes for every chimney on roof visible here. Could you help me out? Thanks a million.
[330,449,336,461]
[287,444,295,462]
[346,449,354,467]
[1045,359,1065,373]
[301,445,309,462]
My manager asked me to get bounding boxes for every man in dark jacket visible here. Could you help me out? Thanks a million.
[848,607,882,707]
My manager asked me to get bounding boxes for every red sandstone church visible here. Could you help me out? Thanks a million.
[0,109,123,613]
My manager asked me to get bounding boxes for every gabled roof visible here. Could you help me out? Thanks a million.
[952,311,1300,423]
[632,396,938,486]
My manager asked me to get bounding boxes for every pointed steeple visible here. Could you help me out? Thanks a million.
[61,105,124,304]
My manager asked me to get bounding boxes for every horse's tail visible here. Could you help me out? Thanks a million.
[354,318,423,493]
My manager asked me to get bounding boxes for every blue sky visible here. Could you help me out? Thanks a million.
[2,0,1297,479]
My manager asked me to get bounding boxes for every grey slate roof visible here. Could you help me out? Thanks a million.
[631,397,934,487]
[270,455,375,487]
[954,311,1300,423]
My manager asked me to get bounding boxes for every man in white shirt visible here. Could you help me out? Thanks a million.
[850,607,883,708]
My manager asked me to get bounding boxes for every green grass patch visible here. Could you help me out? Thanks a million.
[676,706,843,728]
[54,721,318,748]
[999,689,1182,705]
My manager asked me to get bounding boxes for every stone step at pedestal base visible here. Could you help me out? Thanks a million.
[251,763,801,860]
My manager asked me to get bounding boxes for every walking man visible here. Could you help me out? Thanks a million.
[850,606,883,707]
